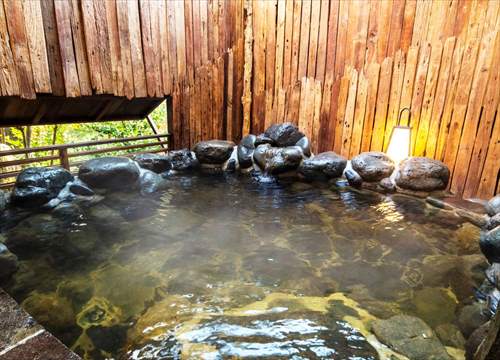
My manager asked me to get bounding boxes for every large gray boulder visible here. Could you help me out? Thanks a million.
[298,152,347,180]
[264,122,305,147]
[133,153,171,173]
[193,140,235,165]
[253,144,303,175]
[0,243,18,280]
[371,315,451,360]
[167,149,199,171]
[78,157,140,190]
[351,152,395,182]
[486,195,500,216]
[237,134,256,169]
[480,226,500,263]
[11,167,73,208]
[395,157,450,191]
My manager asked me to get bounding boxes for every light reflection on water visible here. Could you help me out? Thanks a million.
[0,173,484,359]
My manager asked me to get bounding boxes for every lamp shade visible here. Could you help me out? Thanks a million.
[386,126,411,164]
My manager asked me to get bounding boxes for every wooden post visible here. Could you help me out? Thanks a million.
[58,147,70,170]
[165,97,174,149]
[241,0,253,136]
[146,115,166,150]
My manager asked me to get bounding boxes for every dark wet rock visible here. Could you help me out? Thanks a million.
[79,157,140,190]
[0,243,18,280]
[480,226,500,263]
[351,152,395,182]
[237,134,256,168]
[298,152,347,180]
[412,287,457,327]
[264,122,305,147]
[254,133,275,147]
[485,263,500,288]
[435,323,466,349]
[253,144,303,174]
[0,189,7,213]
[486,213,500,230]
[371,315,452,360]
[486,195,500,216]
[193,140,235,165]
[133,153,171,173]
[465,321,489,359]
[11,167,73,208]
[167,148,199,171]
[69,178,94,197]
[138,169,167,194]
[57,279,94,311]
[87,325,128,354]
[379,177,396,192]
[225,158,237,172]
[458,302,490,338]
[345,169,362,187]
[395,157,450,191]
[295,136,311,157]
[52,202,84,222]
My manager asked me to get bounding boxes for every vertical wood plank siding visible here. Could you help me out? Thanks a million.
[0,0,498,200]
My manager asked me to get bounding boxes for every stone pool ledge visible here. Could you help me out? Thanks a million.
[0,289,81,360]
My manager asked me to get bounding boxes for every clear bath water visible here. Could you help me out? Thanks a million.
[0,173,485,359]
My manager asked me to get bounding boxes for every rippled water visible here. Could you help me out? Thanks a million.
[0,173,485,359]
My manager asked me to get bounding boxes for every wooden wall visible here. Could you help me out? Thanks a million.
[233,0,499,200]
[1,0,498,200]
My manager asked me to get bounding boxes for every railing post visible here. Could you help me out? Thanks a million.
[58,148,70,170]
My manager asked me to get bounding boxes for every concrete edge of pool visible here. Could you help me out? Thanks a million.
[0,289,81,360]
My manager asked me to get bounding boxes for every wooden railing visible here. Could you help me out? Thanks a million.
[0,133,171,189]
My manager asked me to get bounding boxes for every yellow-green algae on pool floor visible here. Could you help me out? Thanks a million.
[121,291,464,360]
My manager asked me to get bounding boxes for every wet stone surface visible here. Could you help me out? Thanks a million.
[0,174,485,359]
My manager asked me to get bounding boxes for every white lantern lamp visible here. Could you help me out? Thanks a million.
[386,108,412,164]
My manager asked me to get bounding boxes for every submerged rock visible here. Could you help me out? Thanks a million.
[371,315,452,360]
[79,157,140,190]
[345,169,362,188]
[11,166,73,208]
[22,291,76,331]
[167,148,199,171]
[52,202,85,222]
[237,134,256,168]
[193,140,235,165]
[253,144,303,174]
[457,302,490,338]
[264,122,305,147]
[133,153,171,173]
[412,287,457,327]
[486,195,500,216]
[0,243,18,280]
[138,169,168,194]
[295,136,311,157]
[298,152,347,180]
[395,157,450,191]
[465,321,489,360]
[434,323,466,349]
[480,226,500,263]
[351,152,395,182]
